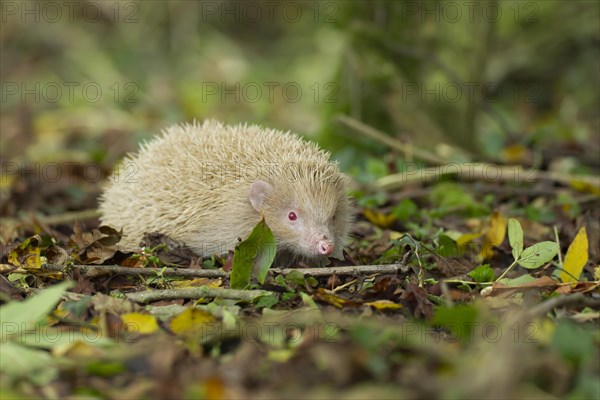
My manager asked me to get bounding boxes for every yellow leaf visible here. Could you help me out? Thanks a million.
[480,212,507,260]
[53,340,104,358]
[121,313,159,334]
[529,319,555,344]
[389,231,404,241]
[501,144,531,164]
[456,232,482,248]
[8,236,42,270]
[364,300,403,310]
[268,349,295,362]
[202,377,226,400]
[313,289,350,308]
[570,180,600,196]
[560,226,589,283]
[363,209,397,229]
[171,278,222,288]
[170,308,215,335]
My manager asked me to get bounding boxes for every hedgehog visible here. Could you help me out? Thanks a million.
[99,120,353,266]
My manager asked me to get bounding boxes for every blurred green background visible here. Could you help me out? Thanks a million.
[1,0,599,197]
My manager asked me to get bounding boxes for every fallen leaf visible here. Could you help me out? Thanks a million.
[364,300,403,311]
[560,226,588,283]
[363,209,397,229]
[489,276,558,297]
[480,211,507,260]
[70,223,123,264]
[140,232,198,266]
[400,282,433,319]
[169,308,215,335]
[121,313,160,334]
[7,235,42,270]
[313,288,359,309]
[501,144,531,164]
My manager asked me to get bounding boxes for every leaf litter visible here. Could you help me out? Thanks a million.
[1,161,599,400]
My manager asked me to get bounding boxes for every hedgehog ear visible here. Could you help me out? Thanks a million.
[249,180,273,211]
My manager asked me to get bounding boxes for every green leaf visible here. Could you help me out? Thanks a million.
[0,281,71,340]
[498,274,536,286]
[391,198,418,222]
[431,305,478,343]
[436,234,459,257]
[274,274,290,290]
[300,292,319,309]
[518,241,559,269]
[468,264,495,283]
[0,341,57,384]
[283,270,306,286]
[508,218,524,260]
[86,361,126,377]
[19,328,113,349]
[551,320,594,364]
[255,294,279,309]
[231,219,276,289]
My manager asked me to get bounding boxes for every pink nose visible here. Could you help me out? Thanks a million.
[318,239,334,256]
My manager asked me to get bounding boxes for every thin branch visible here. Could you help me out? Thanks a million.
[126,287,274,303]
[274,264,404,277]
[42,263,405,279]
[376,162,600,192]
[42,264,228,278]
[6,210,102,227]
[336,115,447,165]
[336,115,600,192]
[526,293,600,319]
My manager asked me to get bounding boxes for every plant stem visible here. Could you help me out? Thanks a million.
[495,260,519,282]
[553,226,563,268]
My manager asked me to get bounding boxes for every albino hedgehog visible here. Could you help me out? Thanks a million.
[99,120,353,266]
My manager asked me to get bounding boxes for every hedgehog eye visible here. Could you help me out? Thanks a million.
[332,215,336,222]
[288,211,297,221]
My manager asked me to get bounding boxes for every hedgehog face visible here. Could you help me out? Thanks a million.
[274,206,335,258]
[249,180,340,260]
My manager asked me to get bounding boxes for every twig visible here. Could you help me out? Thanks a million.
[336,115,447,165]
[526,293,600,319]
[273,264,404,277]
[332,278,358,293]
[37,209,102,225]
[403,234,424,287]
[6,210,102,227]
[336,115,600,191]
[42,264,228,278]
[376,163,600,192]
[126,287,274,303]
[42,263,405,279]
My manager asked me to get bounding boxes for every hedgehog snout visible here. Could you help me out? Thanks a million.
[318,238,334,256]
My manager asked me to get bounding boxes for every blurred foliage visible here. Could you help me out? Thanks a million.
[2,0,598,172]
[325,0,600,162]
